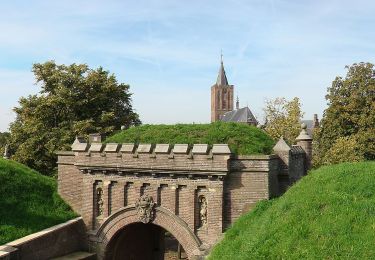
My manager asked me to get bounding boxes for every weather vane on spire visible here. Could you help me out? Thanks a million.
[220,49,223,63]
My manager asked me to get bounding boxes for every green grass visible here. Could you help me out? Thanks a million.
[209,162,375,259]
[0,158,77,245]
[106,122,275,155]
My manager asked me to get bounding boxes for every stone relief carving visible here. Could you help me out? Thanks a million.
[199,195,207,227]
[96,187,104,217]
[135,194,155,223]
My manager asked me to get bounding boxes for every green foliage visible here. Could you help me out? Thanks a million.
[263,97,304,144]
[314,62,375,166]
[209,162,375,259]
[8,61,140,175]
[321,136,364,165]
[0,158,77,244]
[106,122,275,155]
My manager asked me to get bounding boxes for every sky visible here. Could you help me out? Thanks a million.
[0,0,375,132]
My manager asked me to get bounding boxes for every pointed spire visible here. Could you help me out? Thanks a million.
[216,53,229,86]
[236,95,239,110]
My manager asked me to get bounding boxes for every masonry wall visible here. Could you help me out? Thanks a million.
[58,143,231,249]
[57,141,307,258]
[223,155,279,228]
[57,152,83,213]
[0,218,88,260]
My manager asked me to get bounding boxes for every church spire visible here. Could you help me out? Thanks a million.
[216,54,229,86]
[236,95,239,110]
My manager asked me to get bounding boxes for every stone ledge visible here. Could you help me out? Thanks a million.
[6,217,83,247]
[51,251,96,260]
[56,151,75,156]
[0,245,18,258]
[235,154,279,160]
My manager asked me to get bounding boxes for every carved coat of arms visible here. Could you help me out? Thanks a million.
[135,194,155,223]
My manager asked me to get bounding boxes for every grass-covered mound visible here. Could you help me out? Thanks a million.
[106,122,274,155]
[209,162,375,259]
[0,158,77,245]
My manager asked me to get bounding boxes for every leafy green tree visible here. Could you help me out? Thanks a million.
[314,62,375,166]
[263,97,304,144]
[9,61,141,175]
[321,136,364,165]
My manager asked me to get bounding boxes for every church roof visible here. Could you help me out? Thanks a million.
[221,107,258,125]
[216,61,229,86]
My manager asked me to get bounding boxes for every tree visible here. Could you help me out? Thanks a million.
[314,62,375,166]
[263,97,304,144]
[9,61,141,175]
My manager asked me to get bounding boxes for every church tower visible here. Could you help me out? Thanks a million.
[211,57,234,122]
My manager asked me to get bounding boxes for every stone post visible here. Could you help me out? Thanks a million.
[3,144,9,159]
[272,136,291,169]
[296,123,313,171]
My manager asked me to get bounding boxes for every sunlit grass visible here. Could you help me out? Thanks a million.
[209,162,375,259]
[0,158,77,245]
[107,122,275,155]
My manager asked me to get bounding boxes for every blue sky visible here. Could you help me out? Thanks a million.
[1,0,375,131]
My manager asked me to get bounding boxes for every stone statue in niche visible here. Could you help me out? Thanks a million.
[199,196,207,227]
[96,187,104,217]
[135,194,155,223]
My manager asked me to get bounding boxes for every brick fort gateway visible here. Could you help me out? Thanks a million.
[56,125,313,259]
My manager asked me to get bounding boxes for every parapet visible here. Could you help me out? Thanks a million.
[71,139,231,157]
[65,138,232,177]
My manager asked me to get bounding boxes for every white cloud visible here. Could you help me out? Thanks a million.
[0,0,374,131]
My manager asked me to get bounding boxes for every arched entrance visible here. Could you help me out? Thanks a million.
[95,206,203,259]
[105,222,187,260]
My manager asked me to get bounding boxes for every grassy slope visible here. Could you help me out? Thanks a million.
[209,162,375,259]
[0,158,77,245]
[106,122,275,155]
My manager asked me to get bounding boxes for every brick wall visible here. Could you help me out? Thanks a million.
[57,141,308,258]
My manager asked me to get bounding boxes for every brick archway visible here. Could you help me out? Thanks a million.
[95,206,203,259]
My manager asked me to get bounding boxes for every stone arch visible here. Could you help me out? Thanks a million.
[95,206,203,259]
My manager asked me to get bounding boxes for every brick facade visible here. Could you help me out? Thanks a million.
[57,134,311,259]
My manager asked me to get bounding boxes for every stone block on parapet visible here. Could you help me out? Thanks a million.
[104,143,120,153]
[172,144,189,154]
[89,143,104,153]
[212,144,231,154]
[154,144,171,154]
[192,144,209,154]
[137,144,153,153]
[120,143,136,153]
[71,137,88,152]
